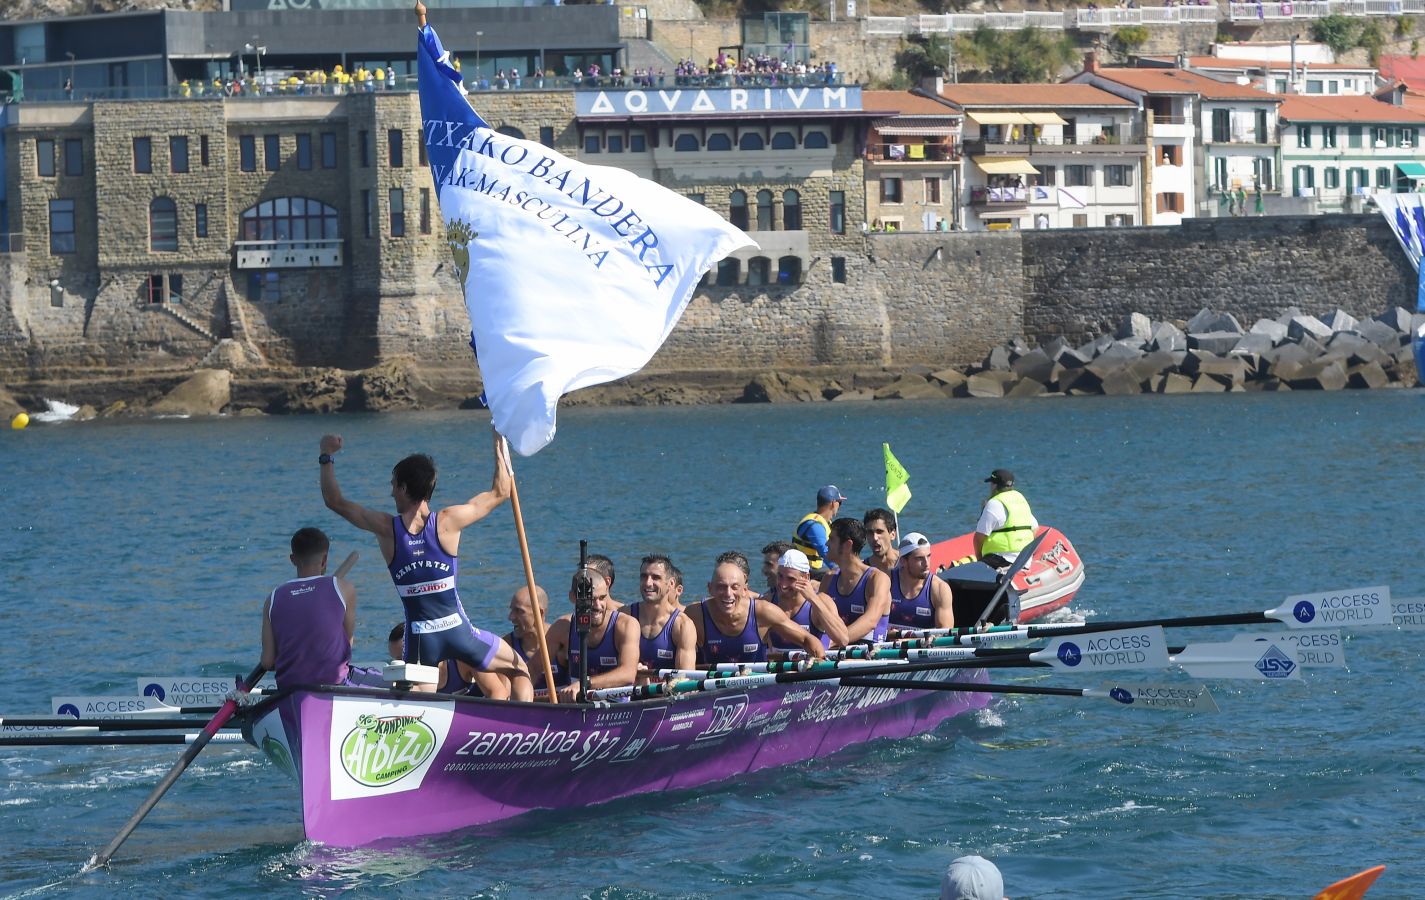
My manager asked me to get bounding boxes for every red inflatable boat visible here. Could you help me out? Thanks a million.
[927,526,1085,623]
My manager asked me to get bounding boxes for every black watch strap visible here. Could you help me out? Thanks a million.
[319,453,334,465]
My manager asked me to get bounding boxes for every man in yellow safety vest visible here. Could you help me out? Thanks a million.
[793,485,844,578]
[973,469,1038,569]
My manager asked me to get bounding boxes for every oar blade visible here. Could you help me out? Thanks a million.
[1029,627,1171,673]
[1086,682,1219,713]
[1172,641,1303,681]
[1313,864,1386,900]
[1391,598,1425,630]
[1228,631,1346,669]
[1265,586,1391,629]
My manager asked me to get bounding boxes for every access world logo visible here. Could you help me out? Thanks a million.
[57,704,80,718]
[1109,687,1135,705]
[1254,644,1298,679]
[1292,600,1317,624]
[142,683,166,701]
[339,712,437,788]
[1057,642,1083,667]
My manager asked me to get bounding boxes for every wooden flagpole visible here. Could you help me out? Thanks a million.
[499,436,560,702]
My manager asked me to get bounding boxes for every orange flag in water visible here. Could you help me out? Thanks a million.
[1313,865,1386,900]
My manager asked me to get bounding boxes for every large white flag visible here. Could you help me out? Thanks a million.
[417,24,755,455]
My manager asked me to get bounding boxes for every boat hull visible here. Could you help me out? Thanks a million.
[928,526,1085,623]
[245,667,991,846]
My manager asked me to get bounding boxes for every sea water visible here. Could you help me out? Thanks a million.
[2,392,1422,898]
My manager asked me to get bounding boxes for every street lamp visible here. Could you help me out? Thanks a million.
[475,31,483,79]
[244,39,266,83]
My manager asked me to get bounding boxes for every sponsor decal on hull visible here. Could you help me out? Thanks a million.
[328,697,454,800]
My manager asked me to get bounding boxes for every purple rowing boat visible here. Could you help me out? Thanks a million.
[242,667,992,845]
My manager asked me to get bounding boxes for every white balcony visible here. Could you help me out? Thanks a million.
[234,239,343,269]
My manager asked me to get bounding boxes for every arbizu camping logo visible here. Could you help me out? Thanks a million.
[340,712,437,787]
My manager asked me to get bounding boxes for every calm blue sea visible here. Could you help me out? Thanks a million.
[2,392,1423,899]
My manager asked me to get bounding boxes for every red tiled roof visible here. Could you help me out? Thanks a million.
[1279,93,1425,123]
[937,82,1132,108]
[1091,67,1278,100]
[860,90,961,116]
[1379,55,1425,90]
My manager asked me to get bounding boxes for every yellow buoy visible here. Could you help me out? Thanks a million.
[10,412,29,429]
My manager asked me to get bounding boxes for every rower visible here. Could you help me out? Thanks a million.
[505,584,563,691]
[544,569,639,702]
[691,558,826,665]
[793,485,844,578]
[765,548,847,650]
[822,518,893,644]
[260,527,356,688]
[889,532,955,630]
[627,554,695,681]
[863,507,899,575]
[760,540,792,594]
[317,428,532,700]
[387,620,479,694]
[974,469,1038,569]
[586,553,624,609]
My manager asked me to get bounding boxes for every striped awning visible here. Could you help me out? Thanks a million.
[967,111,1031,125]
[874,124,958,137]
[973,156,1039,176]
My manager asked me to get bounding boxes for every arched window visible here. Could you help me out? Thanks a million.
[240,197,340,241]
[707,133,732,151]
[747,256,770,286]
[674,133,699,151]
[739,132,764,151]
[496,125,526,140]
[756,189,774,231]
[777,256,802,284]
[729,190,749,230]
[804,131,829,149]
[149,197,178,252]
[770,131,796,150]
[782,190,802,230]
[716,258,741,286]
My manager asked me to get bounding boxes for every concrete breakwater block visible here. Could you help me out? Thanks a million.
[1116,312,1153,344]
[1287,360,1348,391]
[1287,315,1334,344]
[964,372,1007,398]
[1149,321,1187,352]
[1187,309,1244,335]
[1248,318,1289,344]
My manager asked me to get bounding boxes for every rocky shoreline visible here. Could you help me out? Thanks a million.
[2,305,1418,422]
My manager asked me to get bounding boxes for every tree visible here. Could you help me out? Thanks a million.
[952,26,1080,83]
[1359,21,1387,65]
[1110,25,1151,60]
[1310,15,1362,58]
[893,34,953,86]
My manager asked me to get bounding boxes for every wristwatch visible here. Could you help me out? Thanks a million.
[319,453,335,465]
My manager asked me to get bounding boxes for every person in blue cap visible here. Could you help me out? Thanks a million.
[792,484,844,577]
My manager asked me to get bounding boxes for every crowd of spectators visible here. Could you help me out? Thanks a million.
[672,52,841,87]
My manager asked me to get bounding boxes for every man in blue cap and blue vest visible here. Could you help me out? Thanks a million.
[793,485,844,578]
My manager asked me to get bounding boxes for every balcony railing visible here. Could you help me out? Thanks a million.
[234,239,343,270]
[966,129,1146,154]
[1207,127,1280,144]
[1226,0,1425,19]
[866,142,961,162]
[970,186,1033,205]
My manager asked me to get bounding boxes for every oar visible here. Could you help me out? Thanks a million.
[81,550,358,873]
[1,717,236,731]
[837,677,1221,713]
[2,733,249,748]
[973,527,1050,627]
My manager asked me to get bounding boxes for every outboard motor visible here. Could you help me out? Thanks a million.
[939,561,1021,626]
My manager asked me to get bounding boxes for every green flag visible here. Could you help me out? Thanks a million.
[883,443,911,514]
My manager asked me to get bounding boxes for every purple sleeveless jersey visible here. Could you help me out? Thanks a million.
[267,575,350,688]
[767,592,830,651]
[889,567,935,628]
[699,600,767,664]
[825,568,889,643]
[387,512,500,671]
[628,601,680,670]
[566,609,624,680]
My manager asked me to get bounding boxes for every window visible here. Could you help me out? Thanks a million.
[739,132,764,151]
[924,177,941,204]
[389,188,405,237]
[170,136,188,173]
[881,177,903,203]
[630,133,647,153]
[264,134,280,171]
[706,134,732,151]
[239,135,255,172]
[831,256,846,283]
[674,133,699,151]
[1275,79,1288,93]
[729,190,749,230]
[539,126,555,147]
[363,189,373,238]
[1159,145,1182,166]
[1211,109,1230,143]
[1347,125,1363,149]
[1328,80,1339,94]
[1038,166,1057,186]
[296,134,312,170]
[420,188,431,235]
[756,190,774,231]
[419,139,427,167]
[49,199,75,254]
[584,134,601,154]
[316,132,336,169]
[1323,167,1340,190]
[1256,109,1269,144]
[147,274,184,304]
[389,129,404,167]
[1072,213,1089,228]
[134,137,153,174]
[1154,192,1184,214]
[1306,79,1323,94]
[149,197,178,251]
[194,202,208,238]
[804,131,829,149]
[1105,165,1133,187]
[1297,126,1312,148]
[829,190,845,234]
[1066,165,1092,187]
[1293,166,1316,193]
[773,190,798,231]
[1106,214,1133,227]
[64,138,83,176]
[1322,126,1337,149]
[37,139,55,177]
[1255,157,1276,191]
[770,131,796,150]
[747,257,770,286]
[359,130,371,167]
[240,197,340,241]
[200,135,210,167]
[777,256,801,284]
[607,134,624,153]
[716,258,740,286]
[687,193,705,205]
[1377,167,1391,188]
[247,271,281,303]
[1214,156,1228,190]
